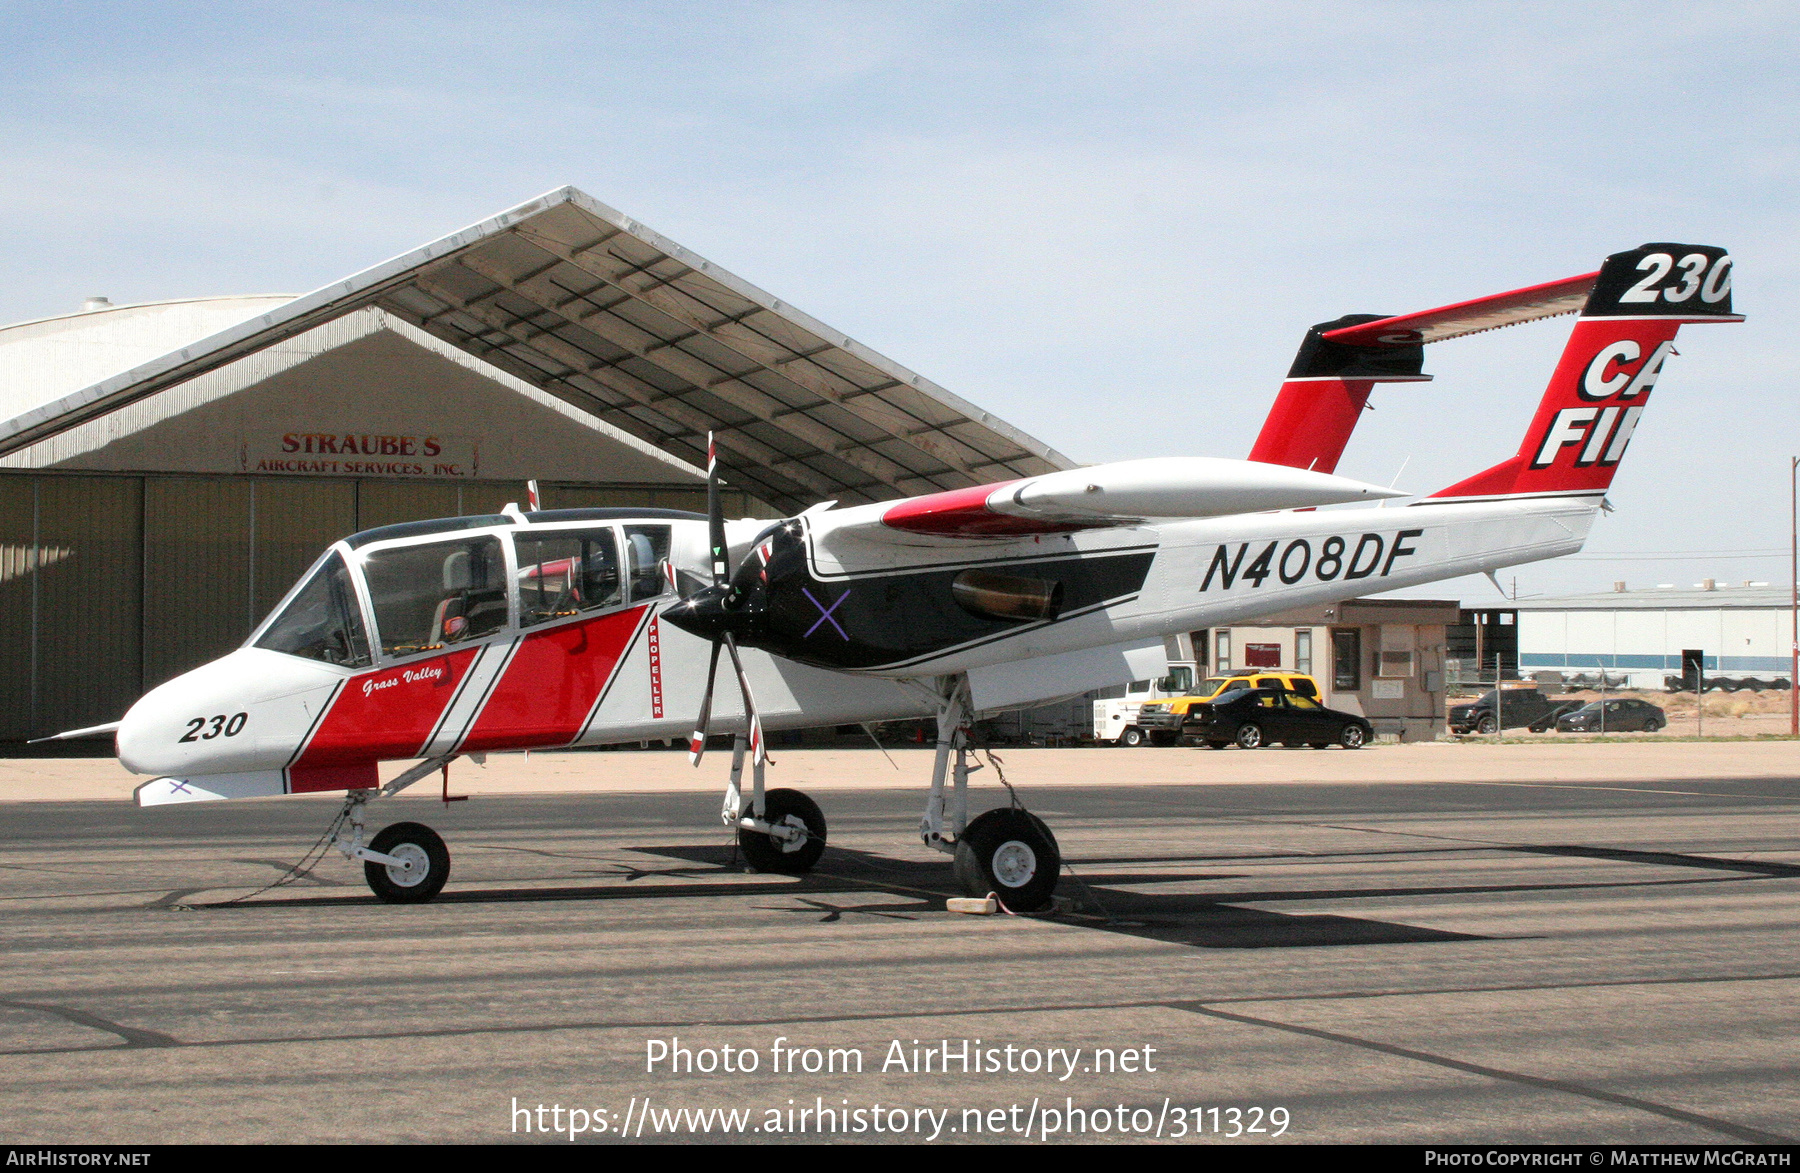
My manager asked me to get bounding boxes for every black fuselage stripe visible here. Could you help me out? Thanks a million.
[574,606,656,745]
[448,638,525,751]
[424,644,488,750]
[851,592,1143,672]
[806,542,1160,582]
[284,678,346,772]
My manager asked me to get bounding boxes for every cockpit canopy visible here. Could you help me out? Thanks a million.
[252,516,684,669]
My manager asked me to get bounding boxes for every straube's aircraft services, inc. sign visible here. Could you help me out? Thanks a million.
[241,432,480,478]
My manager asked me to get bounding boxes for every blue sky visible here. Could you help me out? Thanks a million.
[1,1,1796,599]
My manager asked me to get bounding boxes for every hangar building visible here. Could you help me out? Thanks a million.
[0,188,1071,741]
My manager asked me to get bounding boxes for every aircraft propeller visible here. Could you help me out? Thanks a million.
[685,433,766,768]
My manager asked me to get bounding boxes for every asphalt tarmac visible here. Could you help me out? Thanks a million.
[1,770,1797,1145]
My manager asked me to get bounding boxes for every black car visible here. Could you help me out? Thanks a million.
[1179,687,1374,749]
[1447,689,1575,735]
[1555,698,1666,733]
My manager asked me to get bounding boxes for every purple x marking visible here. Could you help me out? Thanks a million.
[168,780,192,795]
[801,587,851,640]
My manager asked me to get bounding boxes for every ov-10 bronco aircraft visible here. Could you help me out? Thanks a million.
[85,242,1738,909]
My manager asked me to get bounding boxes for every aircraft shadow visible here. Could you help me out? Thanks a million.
[204,841,1756,953]
[643,843,1486,950]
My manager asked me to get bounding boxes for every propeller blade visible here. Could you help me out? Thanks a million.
[706,431,729,587]
[688,638,724,766]
[723,633,766,766]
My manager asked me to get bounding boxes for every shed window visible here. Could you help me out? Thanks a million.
[255,552,371,668]
[363,537,508,657]
[515,528,622,627]
[1332,628,1362,691]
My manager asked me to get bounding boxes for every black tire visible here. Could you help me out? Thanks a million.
[1121,726,1148,747]
[1234,723,1264,749]
[1205,740,1230,750]
[738,788,827,874]
[1643,717,1664,733]
[1340,724,1367,749]
[1475,714,1498,735]
[953,807,1060,911]
[364,822,450,904]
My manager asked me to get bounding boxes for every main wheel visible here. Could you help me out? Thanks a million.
[738,788,827,874]
[1120,726,1148,747]
[1475,714,1498,735]
[1339,724,1367,749]
[1234,722,1264,749]
[1643,717,1664,733]
[364,822,450,904]
[954,807,1060,911]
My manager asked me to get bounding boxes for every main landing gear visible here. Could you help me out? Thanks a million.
[920,677,1062,912]
[710,675,1062,911]
[720,734,827,873]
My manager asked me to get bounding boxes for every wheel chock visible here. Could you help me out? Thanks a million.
[946,895,998,915]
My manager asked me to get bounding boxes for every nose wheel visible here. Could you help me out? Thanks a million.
[363,821,451,903]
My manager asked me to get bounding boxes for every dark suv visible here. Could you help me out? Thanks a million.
[1447,689,1580,735]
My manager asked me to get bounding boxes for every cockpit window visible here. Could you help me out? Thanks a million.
[515,528,623,628]
[624,524,672,602]
[363,536,508,657]
[255,552,372,668]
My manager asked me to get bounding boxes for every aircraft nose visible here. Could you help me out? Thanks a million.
[115,648,338,778]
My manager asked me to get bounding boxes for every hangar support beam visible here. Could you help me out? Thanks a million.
[515,228,989,484]
[405,274,840,508]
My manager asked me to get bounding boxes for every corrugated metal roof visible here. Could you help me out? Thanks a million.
[0,187,1074,513]
[1514,586,1793,611]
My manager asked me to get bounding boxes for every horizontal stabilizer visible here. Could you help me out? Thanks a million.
[874,458,1406,540]
[1322,271,1600,348]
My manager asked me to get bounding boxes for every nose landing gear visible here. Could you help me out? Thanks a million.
[329,759,458,903]
[362,822,450,903]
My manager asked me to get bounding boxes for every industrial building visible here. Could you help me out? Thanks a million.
[1515,583,1795,691]
[0,188,1071,741]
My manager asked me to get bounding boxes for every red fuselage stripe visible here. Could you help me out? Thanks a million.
[457,606,649,753]
[294,648,480,768]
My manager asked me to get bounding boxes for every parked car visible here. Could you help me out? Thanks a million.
[1180,687,1374,749]
[1133,670,1323,745]
[1555,698,1666,733]
[1447,688,1570,735]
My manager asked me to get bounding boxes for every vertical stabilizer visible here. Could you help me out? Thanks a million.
[1428,243,1740,503]
[1248,314,1431,474]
